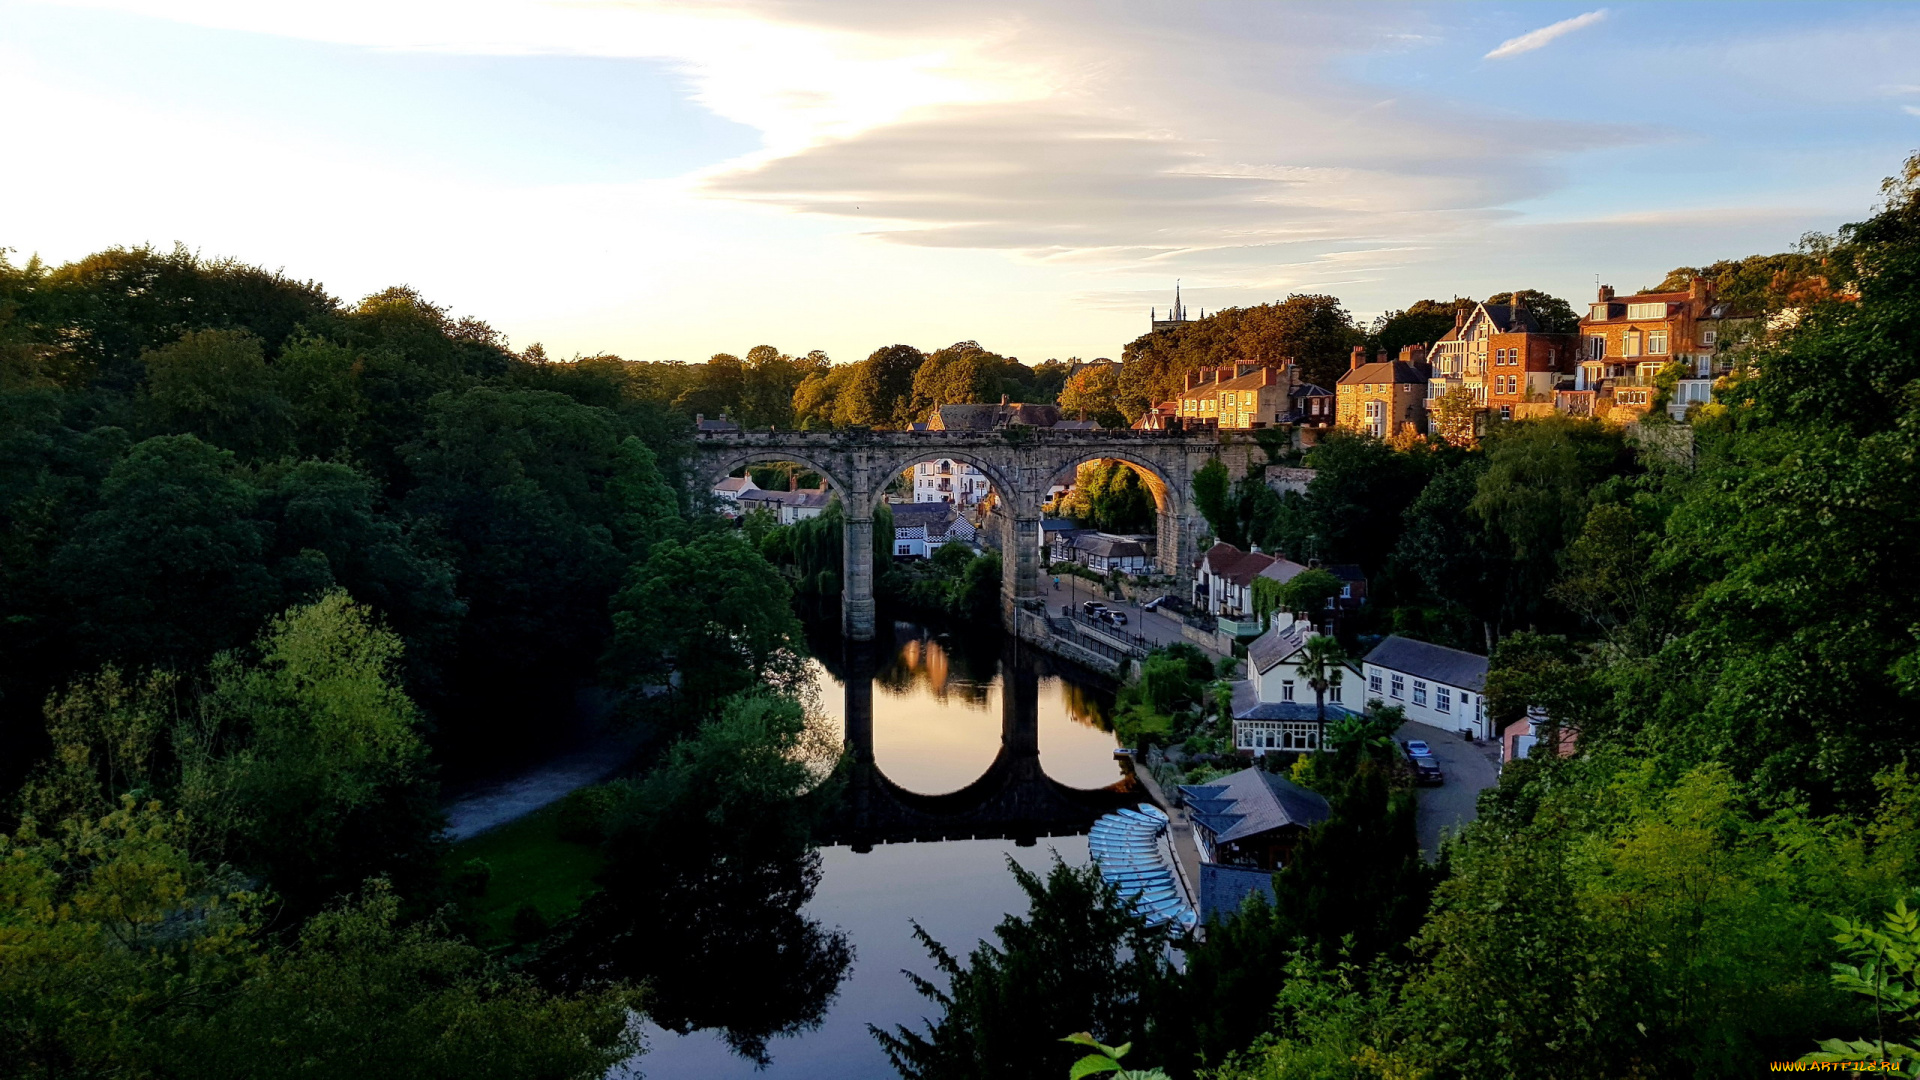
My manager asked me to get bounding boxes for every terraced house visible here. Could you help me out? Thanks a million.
[1336,346,1428,438]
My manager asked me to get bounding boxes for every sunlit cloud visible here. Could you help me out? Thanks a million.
[1484,9,1607,60]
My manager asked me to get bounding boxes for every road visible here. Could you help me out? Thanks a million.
[1047,572,1196,651]
[1399,721,1501,858]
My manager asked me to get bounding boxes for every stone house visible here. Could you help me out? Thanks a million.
[1336,347,1429,438]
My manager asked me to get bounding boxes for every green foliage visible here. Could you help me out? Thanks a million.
[873,856,1177,1080]
[1366,298,1462,357]
[1062,1032,1172,1080]
[1804,897,1920,1074]
[0,799,637,1079]
[1256,432,1434,571]
[1258,569,1341,624]
[1119,296,1360,415]
[1054,460,1157,533]
[1191,458,1234,545]
[606,530,807,721]
[541,691,849,1065]
[1484,289,1579,334]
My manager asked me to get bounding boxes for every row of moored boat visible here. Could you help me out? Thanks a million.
[1088,804,1198,934]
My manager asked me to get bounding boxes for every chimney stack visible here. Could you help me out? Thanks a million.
[1376,348,1389,365]
[1000,393,1010,406]
[1184,371,1197,391]
[1350,345,1367,371]
[1512,290,1527,310]
[1455,304,1468,330]
[1598,284,1615,302]
[1399,343,1428,366]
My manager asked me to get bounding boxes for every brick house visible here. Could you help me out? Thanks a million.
[1336,346,1429,438]
[1575,278,1741,419]
[1171,363,1333,432]
[1425,300,1575,422]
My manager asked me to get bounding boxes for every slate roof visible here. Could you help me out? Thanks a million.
[712,476,756,493]
[1256,557,1310,585]
[1290,383,1333,399]
[1072,533,1151,559]
[930,403,1063,431]
[1235,701,1359,723]
[1478,301,1545,335]
[1180,768,1330,844]
[1052,419,1101,430]
[891,502,958,531]
[1363,634,1489,691]
[1337,360,1428,387]
[1040,518,1079,534]
[1246,620,1312,674]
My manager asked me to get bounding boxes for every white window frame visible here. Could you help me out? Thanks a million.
[1369,672,1382,693]
[1648,329,1669,355]
[1587,336,1606,361]
[1390,674,1404,700]
[1437,687,1451,713]
[1627,302,1667,319]
[1282,679,1295,702]
[1703,329,1717,346]
[1413,680,1428,707]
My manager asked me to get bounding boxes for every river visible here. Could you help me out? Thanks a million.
[626,617,1134,1079]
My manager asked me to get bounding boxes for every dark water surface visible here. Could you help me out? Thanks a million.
[627,620,1130,1079]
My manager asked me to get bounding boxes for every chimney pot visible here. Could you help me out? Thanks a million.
[1350,345,1366,371]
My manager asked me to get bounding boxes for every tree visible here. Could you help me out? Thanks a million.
[52,434,284,669]
[1191,458,1234,545]
[1802,898,1920,1074]
[1367,299,1462,358]
[605,531,807,720]
[1277,568,1343,621]
[1054,460,1156,534]
[141,328,293,460]
[182,589,445,916]
[1299,633,1349,748]
[873,857,1176,1080]
[1057,362,1126,428]
[537,691,848,1066]
[1427,385,1482,448]
[1484,290,1579,334]
[1118,296,1361,415]
[837,343,925,427]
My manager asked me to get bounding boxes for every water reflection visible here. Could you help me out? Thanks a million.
[1060,681,1113,732]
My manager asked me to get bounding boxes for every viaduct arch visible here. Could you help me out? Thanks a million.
[693,429,1260,640]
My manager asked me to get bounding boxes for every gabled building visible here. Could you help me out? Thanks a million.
[1054,532,1155,574]
[1193,542,1274,625]
[1360,634,1490,740]
[711,474,759,517]
[1180,767,1331,922]
[891,502,977,557]
[1230,613,1363,755]
[1336,346,1429,438]
[739,486,832,526]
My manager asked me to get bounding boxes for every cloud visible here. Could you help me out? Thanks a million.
[1485,9,1608,59]
[1905,105,1920,116]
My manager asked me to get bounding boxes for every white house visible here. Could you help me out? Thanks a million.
[738,486,833,526]
[1229,615,1362,754]
[1054,532,1154,574]
[911,459,993,507]
[891,502,977,557]
[1360,635,1490,740]
[1194,543,1272,618]
[711,474,759,517]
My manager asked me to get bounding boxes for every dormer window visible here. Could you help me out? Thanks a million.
[1627,302,1667,320]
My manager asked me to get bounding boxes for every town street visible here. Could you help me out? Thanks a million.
[1048,570,1199,652]
[1400,722,1501,858]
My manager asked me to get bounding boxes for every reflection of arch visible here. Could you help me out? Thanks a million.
[827,638,1138,849]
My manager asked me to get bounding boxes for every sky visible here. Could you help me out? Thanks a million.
[4,0,1919,365]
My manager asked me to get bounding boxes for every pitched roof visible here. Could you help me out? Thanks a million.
[712,476,756,493]
[891,502,958,530]
[1362,634,1488,691]
[930,402,1063,431]
[1179,768,1331,843]
[1337,360,1428,387]
[1246,620,1313,674]
[786,490,832,510]
[1256,557,1310,584]
[1072,533,1151,559]
[1478,302,1544,335]
[1200,543,1275,585]
[1052,419,1100,430]
[1289,383,1333,398]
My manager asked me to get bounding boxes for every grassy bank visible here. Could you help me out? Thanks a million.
[451,803,605,943]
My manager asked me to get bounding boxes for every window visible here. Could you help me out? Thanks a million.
[1369,672,1383,693]
[896,545,912,555]
[1282,679,1295,702]
[1437,687,1451,713]
[1622,330,1641,357]
[1703,329,1717,346]
[1340,584,1352,599]
[1413,680,1428,707]
[1390,674,1404,699]
[1627,302,1667,319]
[1648,330,1668,355]
[1329,684,1342,703]
[1500,405,1512,421]
[1590,304,1610,321]
[1587,336,1606,361]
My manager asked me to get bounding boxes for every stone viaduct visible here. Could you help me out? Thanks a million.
[690,428,1261,641]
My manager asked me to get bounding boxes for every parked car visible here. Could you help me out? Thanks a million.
[1402,740,1443,785]
[1081,601,1107,616]
[1101,610,1129,626]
